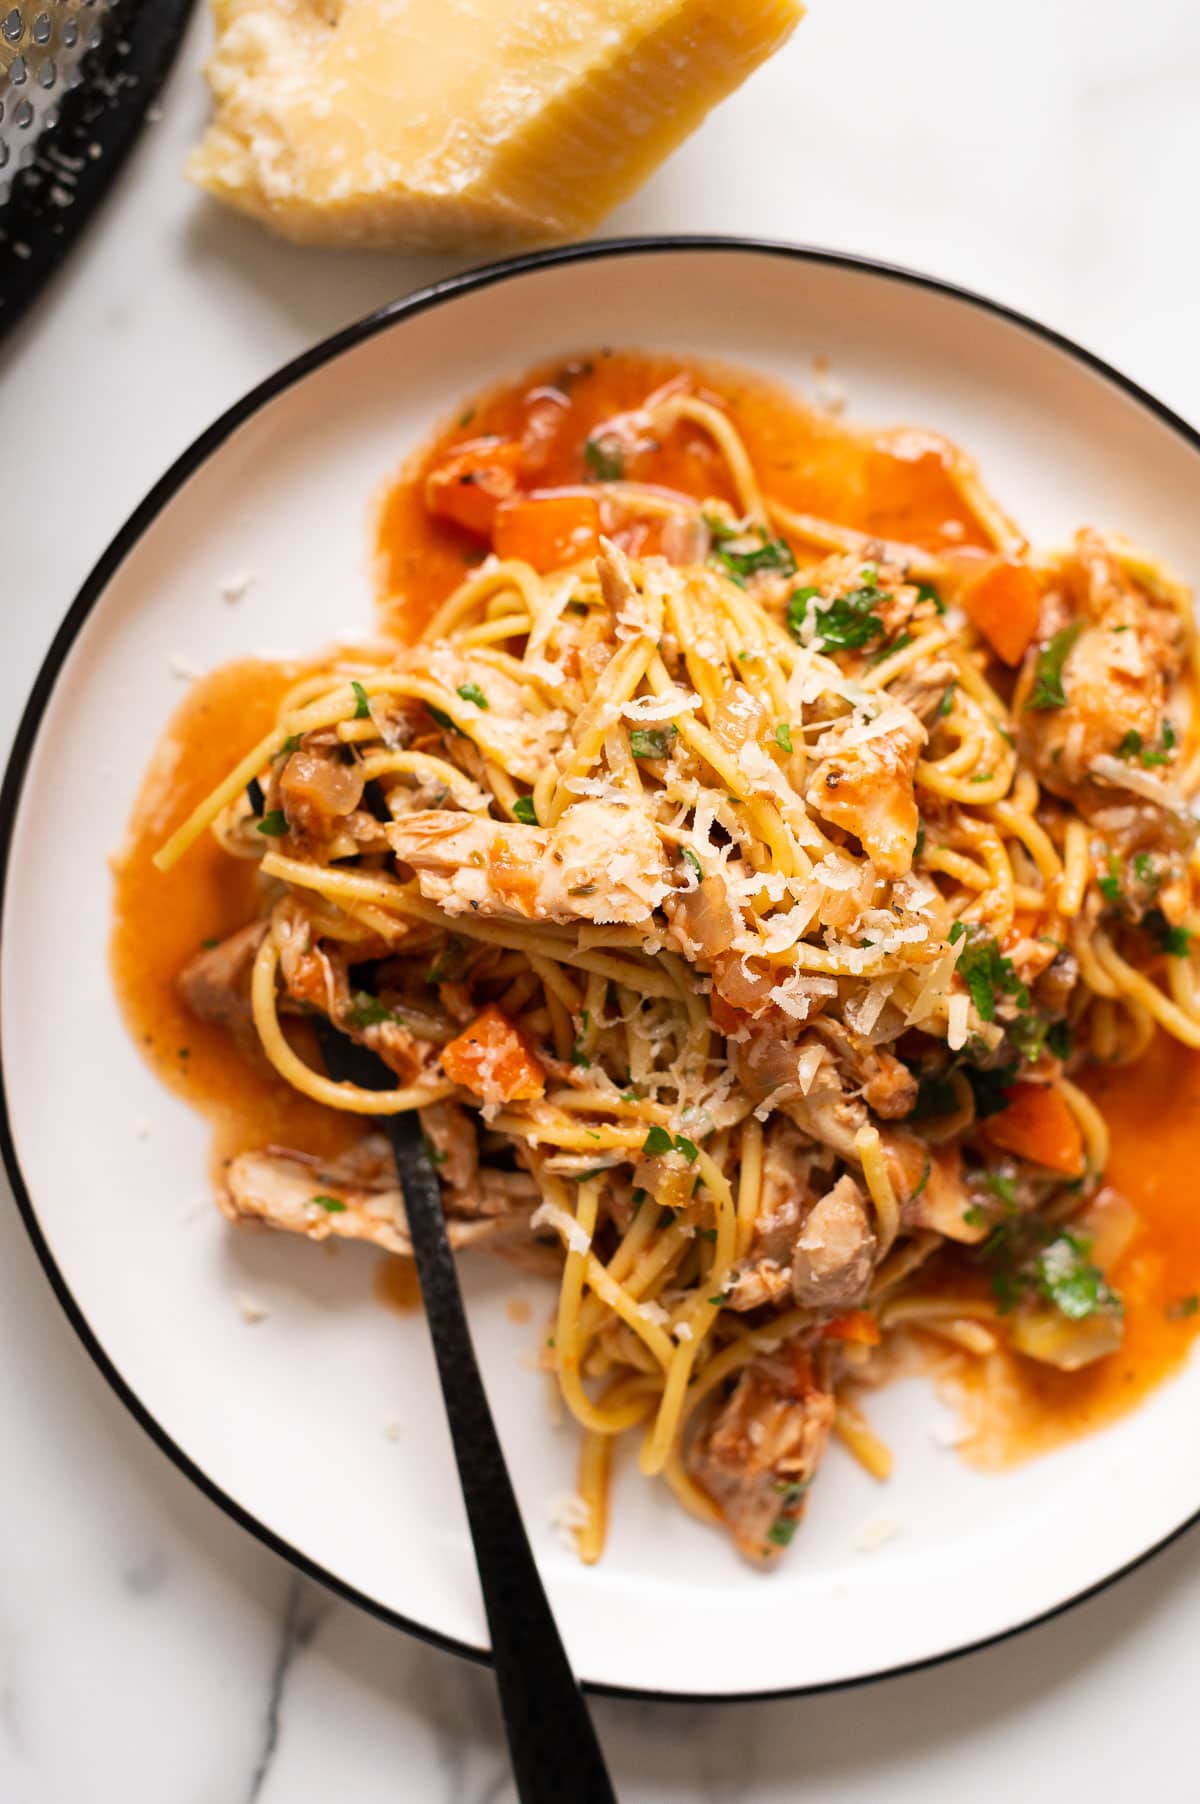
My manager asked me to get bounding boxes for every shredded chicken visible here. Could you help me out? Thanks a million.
[805,708,925,877]
[387,801,669,926]
[1019,531,1187,804]
[687,1361,834,1562]
[791,1175,876,1307]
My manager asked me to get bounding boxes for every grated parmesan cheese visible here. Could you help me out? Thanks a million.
[530,1201,592,1257]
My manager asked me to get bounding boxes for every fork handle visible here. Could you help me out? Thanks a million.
[386,1117,618,1804]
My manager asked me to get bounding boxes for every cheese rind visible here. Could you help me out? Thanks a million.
[188,0,804,249]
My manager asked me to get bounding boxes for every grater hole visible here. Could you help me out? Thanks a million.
[31,10,48,44]
[1,9,21,45]
[37,55,53,87]
[61,17,77,46]
[8,53,25,84]
[12,95,32,129]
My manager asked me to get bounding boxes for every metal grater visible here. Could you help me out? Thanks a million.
[0,0,193,348]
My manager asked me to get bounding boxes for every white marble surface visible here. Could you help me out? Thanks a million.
[4,0,1200,1796]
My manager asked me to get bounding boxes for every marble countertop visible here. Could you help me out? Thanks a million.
[5,1,1200,1797]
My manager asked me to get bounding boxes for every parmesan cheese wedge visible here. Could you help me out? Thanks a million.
[188,0,804,248]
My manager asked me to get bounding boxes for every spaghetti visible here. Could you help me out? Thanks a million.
[144,356,1200,1565]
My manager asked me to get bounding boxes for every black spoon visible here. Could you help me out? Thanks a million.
[316,1021,618,1804]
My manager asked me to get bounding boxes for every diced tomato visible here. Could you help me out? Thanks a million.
[492,492,601,572]
[423,439,523,538]
[440,1003,546,1103]
[822,1310,882,1346]
[984,1081,1085,1176]
[960,558,1042,666]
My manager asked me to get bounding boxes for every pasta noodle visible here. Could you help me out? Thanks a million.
[143,355,1200,1568]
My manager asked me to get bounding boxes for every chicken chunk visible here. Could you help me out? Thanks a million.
[387,801,669,925]
[1018,531,1187,805]
[791,1175,876,1307]
[811,1018,918,1119]
[686,1361,834,1562]
[221,1140,536,1256]
[806,707,925,877]
[178,922,266,1038]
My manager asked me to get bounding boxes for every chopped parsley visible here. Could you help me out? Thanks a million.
[642,1125,675,1157]
[1033,1233,1121,1321]
[916,580,945,613]
[953,926,1030,1023]
[512,795,538,826]
[766,1516,799,1548]
[914,823,927,860]
[280,733,302,755]
[583,433,625,481]
[630,726,677,760]
[456,682,488,710]
[428,704,465,736]
[679,845,703,882]
[788,578,887,652]
[255,810,287,837]
[936,683,956,719]
[201,937,219,950]
[641,1125,701,1162]
[1027,622,1082,711]
[982,1171,1017,1206]
[1097,853,1123,907]
[774,721,794,754]
[1146,909,1192,957]
[711,530,797,587]
[962,1205,988,1228]
[311,1195,347,1213]
[1133,851,1159,891]
[343,991,393,1030]
[1167,1294,1200,1320]
[1117,721,1175,767]
[1046,1019,1072,1061]
[351,680,371,720]
[571,1011,591,1068]
[421,1139,448,1167]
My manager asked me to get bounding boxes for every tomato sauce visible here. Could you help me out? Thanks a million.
[950,1036,1200,1465]
[110,658,365,1180]
[373,348,992,642]
[115,351,1200,1461]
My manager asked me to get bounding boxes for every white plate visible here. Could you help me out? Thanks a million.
[4,240,1200,1700]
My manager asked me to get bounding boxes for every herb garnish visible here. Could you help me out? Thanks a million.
[774,722,794,754]
[343,991,393,1030]
[630,726,677,760]
[1027,622,1082,711]
[512,795,538,826]
[950,923,1029,1022]
[584,433,625,481]
[711,530,797,587]
[311,1195,347,1213]
[256,810,287,837]
[787,575,887,651]
[351,680,371,720]
[456,682,488,710]
[1146,910,1192,957]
